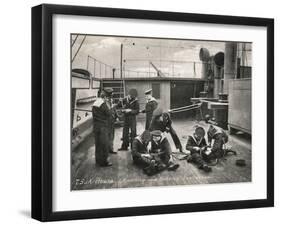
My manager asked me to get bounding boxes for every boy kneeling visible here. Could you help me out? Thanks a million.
[186,126,212,172]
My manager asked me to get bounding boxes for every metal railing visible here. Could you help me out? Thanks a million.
[86,55,207,79]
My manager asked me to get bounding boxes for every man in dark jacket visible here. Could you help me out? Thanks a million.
[92,88,112,167]
[186,126,212,172]
[141,89,158,130]
[149,108,183,152]
[118,88,140,151]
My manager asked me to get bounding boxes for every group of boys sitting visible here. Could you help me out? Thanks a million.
[131,124,232,176]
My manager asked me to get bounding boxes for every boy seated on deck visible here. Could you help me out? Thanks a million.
[204,115,236,160]
[207,124,235,160]
[131,130,179,176]
[131,130,153,167]
[186,126,212,173]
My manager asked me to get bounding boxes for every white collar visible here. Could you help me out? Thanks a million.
[191,135,203,146]
[135,136,143,144]
[153,133,166,144]
[93,98,104,107]
[129,98,138,104]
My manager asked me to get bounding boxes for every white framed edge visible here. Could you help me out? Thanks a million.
[52,14,268,212]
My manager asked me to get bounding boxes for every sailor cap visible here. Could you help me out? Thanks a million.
[144,89,152,95]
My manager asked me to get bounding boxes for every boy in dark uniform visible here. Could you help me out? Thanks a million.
[105,88,117,154]
[132,130,179,176]
[149,108,183,152]
[92,88,112,167]
[131,130,153,167]
[186,126,212,172]
[118,88,140,151]
[207,124,229,159]
[141,89,158,130]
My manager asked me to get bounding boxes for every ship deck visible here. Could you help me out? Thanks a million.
[71,119,252,190]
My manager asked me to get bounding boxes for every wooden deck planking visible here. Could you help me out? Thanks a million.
[71,119,251,190]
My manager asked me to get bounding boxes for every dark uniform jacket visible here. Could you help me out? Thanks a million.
[151,135,172,155]
[92,98,111,127]
[131,136,149,160]
[149,112,183,151]
[186,135,207,153]
[118,96,140,120]
[92,98,111,166]
[143,97,158,129]
[207,125,228,158]
[207,125,228,144]
[186,135,209,167]
[151,134,172,165]
[107,100,117,128]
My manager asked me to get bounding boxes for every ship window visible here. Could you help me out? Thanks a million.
[152,83,160,99]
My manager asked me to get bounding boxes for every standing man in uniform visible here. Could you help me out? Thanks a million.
[141,89,158,130]
[118,88,140,151]
[104,88,118,154]
[149,108,183,152]
[92,88,113,167]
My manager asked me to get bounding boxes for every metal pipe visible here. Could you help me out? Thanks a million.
[224,42,237,93]
[86,55,89,71]
[120,44,123,78]
[73,108,92,112]
[94,59,96,78]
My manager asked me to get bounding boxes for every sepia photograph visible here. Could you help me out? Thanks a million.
[71,34,252,191]
[31,3,274,221]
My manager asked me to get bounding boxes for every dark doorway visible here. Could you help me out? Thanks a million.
[152,82,160,99]
[170,81,204,119]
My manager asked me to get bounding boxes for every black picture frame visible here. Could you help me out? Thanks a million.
[31,4,274,222]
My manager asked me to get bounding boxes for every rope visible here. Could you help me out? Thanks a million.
[72,35,87,63]
[169,103,202,114]
[170,103,201,111]
[170,107,200,114]
[71,35,78,47]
